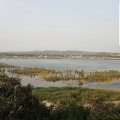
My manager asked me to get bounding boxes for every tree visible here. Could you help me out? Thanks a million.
[0,74,50,120]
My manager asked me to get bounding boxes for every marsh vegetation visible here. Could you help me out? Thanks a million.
[33,87,120,106]
[4,63,120,85]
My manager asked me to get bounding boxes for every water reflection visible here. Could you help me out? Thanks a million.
[5,71,120,89]
[21,76,79,87]
[82,80,120,90]
[6,71,79,87]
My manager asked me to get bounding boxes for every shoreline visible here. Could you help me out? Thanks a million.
[1,57,120,60]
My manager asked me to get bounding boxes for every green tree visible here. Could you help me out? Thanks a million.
[0,74,50,120]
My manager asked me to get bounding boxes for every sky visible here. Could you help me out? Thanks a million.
[0,0,120,52]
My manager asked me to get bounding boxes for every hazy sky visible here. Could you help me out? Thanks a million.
[0,0,120,52]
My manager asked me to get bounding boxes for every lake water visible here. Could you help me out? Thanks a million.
[0,58,120,89]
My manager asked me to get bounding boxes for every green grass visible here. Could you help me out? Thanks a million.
[32,87,120,106]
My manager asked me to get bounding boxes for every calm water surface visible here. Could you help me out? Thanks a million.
[1,58,120,71]
[1,59,120,89]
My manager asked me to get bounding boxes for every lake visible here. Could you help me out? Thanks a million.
[0,58,120,89]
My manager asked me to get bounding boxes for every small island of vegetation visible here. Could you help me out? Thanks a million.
[0,62,119,85]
